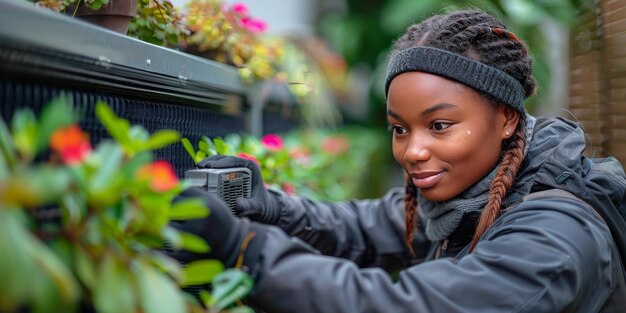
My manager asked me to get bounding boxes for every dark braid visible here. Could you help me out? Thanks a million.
[469,118,527,252]
[395,9,535,253]
[404,176,418,256]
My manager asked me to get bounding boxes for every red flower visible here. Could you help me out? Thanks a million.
[321,136,350,155]
[261,134,283,151]
[136,161,179,192]
[237,153,259,165]
[49,124,92,165]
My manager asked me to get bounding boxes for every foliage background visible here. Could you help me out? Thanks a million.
[319,0,591,127]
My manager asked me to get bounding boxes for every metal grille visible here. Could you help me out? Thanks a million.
[0,79,246,178]
[218,171,252,211]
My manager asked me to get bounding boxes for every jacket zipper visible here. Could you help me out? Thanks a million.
[435,239,449,259]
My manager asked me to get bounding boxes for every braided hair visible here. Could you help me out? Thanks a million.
[392,9,536,254]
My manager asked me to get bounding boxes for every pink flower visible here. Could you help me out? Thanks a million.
[231,2,248,15]
[237,152,259,165]
[289,147,310,165]
[321,136,350,155]
[136,161,179,192]
[49,124,92,165]
[261,134,283,151]
[241,17,267,34]
[282,183,296,195]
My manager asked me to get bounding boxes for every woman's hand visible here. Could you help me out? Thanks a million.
[197,155,281,225]
[168,187,243,265]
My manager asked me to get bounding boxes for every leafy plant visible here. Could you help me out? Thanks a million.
[0,96,253,313]
[128,0,188,47]
[34,0,110,14]
[183,0,280,81]
[32,0,188,47]
[183,126,389,201]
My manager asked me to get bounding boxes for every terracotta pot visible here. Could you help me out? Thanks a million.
[69,0,138,34]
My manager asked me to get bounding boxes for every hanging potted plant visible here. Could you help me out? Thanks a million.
[34,0,138,34]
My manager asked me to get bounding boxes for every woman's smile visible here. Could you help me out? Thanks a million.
[410,171,445,189]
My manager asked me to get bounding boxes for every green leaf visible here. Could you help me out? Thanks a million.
[209,269,253,311]
[224,134,242,153]
[161,226,182,249]
[180,260,224,286]
[2,165,72,208]
[30,270,74,313]
[0,211,33,311]
[194,151,207,163]
[0,210,80,310]
[35,94,76,153]
[87,0,107,10]
[93,254,136,313]
[169,198,209,220]
[179,231,210,254]
[129,125,150,143]
[88,142,124,203]
[198,290,212,308]
[0,114,17,170]
[198,138,210,154]
[181,138,197,163]
[11,109,37,159]
[61,193,84,226]
[95,101,131,147]
[135,233,167,248]
[149,250,182,279]
[201,136,217,155]
[136,195,171,233]
[138,265,186,313]
[213,137,229,155]
[226,307,255,313]
[75,247,97,289]
[0,151,7,181]
[143,130,180,151]
[166,33,179,45]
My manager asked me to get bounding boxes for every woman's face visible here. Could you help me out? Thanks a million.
[387,72,518,202]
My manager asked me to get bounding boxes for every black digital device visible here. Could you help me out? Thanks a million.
[185,167,252,213]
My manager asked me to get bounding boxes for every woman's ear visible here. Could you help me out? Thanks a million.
[497,106,520,139]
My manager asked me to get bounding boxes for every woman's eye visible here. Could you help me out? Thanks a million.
[389,125,408,135]
[431,122,451,131]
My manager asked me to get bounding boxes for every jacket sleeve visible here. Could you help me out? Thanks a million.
[272,187,430,270]
[246,197,615,313]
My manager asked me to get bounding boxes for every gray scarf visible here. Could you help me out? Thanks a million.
[419,114,536,241]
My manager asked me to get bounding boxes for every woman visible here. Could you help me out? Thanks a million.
[172,9,626,312]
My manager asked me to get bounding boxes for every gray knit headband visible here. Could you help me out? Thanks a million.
[384,46,526,114]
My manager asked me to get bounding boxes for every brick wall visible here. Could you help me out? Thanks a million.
[569,0,626,164]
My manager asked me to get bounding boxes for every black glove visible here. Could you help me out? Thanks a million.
[197,155,282,225]
[168,187,265,268]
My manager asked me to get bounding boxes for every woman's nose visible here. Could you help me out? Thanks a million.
[404,139,430,163]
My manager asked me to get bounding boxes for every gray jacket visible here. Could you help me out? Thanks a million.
[244,117,626,313]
